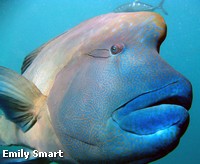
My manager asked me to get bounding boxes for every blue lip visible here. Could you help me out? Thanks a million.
[112,104,189,135]
[112,80,192,135]
[112,80,192,121]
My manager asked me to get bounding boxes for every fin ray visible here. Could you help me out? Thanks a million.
[0,66,45,132]
[21,30,69,74]
[21,47,43,74]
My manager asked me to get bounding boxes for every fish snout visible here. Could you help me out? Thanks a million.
[112,74,192,136]
[112,76,192,117]
[143,77,193,111]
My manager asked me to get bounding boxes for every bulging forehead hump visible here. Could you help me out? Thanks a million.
[81,12,166,49]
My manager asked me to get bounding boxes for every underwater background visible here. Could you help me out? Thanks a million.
[0,0,199,163]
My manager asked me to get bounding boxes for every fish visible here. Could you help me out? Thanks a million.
[0,12,192,163]
[114,0,168,15]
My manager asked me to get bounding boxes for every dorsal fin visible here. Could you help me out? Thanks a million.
[21,31,69,74]
[21,44,46,74]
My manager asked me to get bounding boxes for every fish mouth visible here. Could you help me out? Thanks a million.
[112,80,192,136]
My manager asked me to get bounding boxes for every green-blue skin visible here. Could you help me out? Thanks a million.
[47,14,192,163]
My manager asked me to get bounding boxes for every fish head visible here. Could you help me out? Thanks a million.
[47,12,192,163]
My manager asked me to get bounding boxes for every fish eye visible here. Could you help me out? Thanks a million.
[110,44,124,55]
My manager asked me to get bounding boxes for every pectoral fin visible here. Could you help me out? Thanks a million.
[0,66,46,132]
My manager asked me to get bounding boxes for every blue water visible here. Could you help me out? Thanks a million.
[0,0,199,163]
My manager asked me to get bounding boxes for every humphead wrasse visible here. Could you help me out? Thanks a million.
[0,12,192,163]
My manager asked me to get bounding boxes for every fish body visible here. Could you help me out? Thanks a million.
[114,0,168,15]
[0,12,192,163]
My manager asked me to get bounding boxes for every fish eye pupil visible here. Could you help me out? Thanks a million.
[110,44,124,55]
[111,46,117,54]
